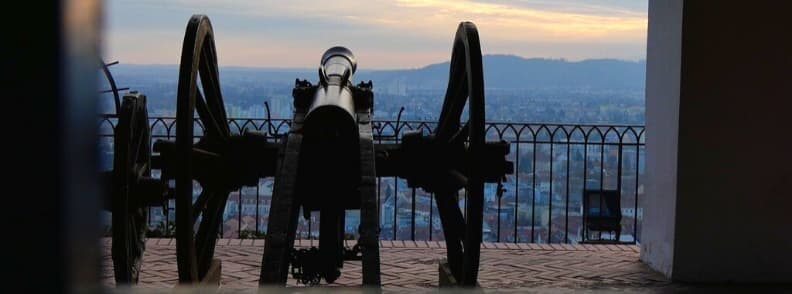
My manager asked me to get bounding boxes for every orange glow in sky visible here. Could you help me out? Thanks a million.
[105,0,647,69]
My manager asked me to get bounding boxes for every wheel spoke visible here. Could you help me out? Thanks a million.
[435,59,468,142]
[198,44,229,138]
[195,190,230,279]
[195,89,226,140]
[434,190,466,282]
[191,190,212,223]
[448,122,470,146]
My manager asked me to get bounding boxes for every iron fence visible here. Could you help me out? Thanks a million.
[99,115,645,244]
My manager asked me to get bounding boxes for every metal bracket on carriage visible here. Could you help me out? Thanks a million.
[292,79,316,110]
[352,80,374,111]
[152,130,281,192]
[374,130,513,193]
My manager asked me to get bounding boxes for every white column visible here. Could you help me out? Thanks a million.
[641,0,683,278]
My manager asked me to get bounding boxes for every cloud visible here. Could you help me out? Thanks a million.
[365,0,646,42]
[105,0,647,68]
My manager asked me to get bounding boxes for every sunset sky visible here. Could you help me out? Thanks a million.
[104,0,647,69]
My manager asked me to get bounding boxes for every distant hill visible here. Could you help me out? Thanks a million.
[356,55,645,91]
[110,55,645,92]
[103,55,645,122]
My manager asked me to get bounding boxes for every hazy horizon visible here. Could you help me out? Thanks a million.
[109,53,646,71]
[105,1,647,69]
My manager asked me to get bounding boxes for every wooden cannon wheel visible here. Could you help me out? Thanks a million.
[172,14,233,284]
[110,93,151,284]
[432,21,487,287]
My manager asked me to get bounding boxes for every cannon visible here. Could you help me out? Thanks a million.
[258,46,380,285]
[256,20,513,286]
[100,59,173,285]
[107,14,513,288]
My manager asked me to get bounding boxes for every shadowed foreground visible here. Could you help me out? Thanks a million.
[102,238,671,291]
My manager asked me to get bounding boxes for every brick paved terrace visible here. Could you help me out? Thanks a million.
[102,238,672,291]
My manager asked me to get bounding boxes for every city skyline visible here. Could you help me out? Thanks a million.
[105,0,647,69]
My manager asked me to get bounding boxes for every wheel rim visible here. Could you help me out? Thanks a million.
[111,94,150,284]
[175,14,232,283]
[433,21,486,286]
[459,21,486,286]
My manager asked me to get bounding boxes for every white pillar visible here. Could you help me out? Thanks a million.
[641,0,683,278]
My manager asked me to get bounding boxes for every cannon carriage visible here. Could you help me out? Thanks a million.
[104,14,512,288]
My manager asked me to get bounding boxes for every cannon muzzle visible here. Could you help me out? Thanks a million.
[321,46,356,82]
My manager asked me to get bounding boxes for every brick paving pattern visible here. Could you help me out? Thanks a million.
[101,238,668,290]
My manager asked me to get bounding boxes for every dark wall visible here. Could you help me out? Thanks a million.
[7,1,103,291]
[672,1,792,282]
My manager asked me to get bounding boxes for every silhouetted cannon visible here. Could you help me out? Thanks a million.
[102,90,164,285]
[114,14,513,288]
[99,57,174,285]
[260,21,513,287]
[278,47,370,284]
[257,45,381,285]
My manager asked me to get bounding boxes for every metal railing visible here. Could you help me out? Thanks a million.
[99,115,645,244]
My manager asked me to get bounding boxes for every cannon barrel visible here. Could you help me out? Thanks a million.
[296,47,364,284]
[304,47,358,142]
[299,47,361,209]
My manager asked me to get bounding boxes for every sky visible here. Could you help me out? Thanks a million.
[104,0,647,69]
